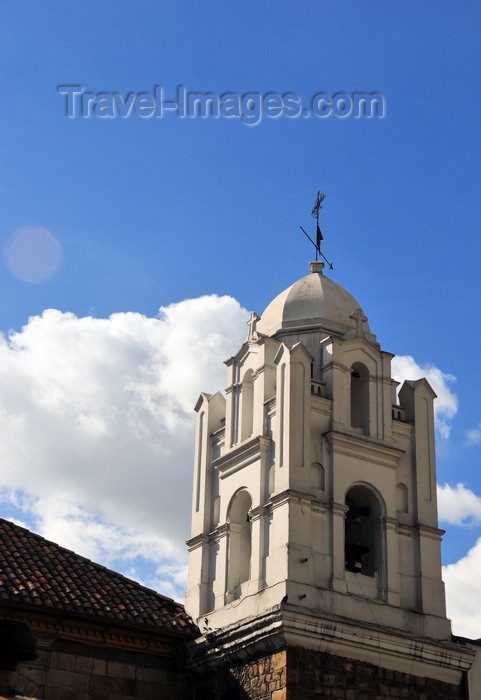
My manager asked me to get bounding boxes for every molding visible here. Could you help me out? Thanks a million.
[416,523,446,540]
[268,490,290,510]
[341,335,383,360]
[268,489,317,512]
[280,605,473,683]
[249,505,267,522]
[187,607,284,671]
[326,430,404,468]
[321,359,352,374]
[214,435,270,478]
[208,523,229,542]
[187,604,475,685]
[0,604,192,658]
[186,533,208,551]
[194,392,211,413]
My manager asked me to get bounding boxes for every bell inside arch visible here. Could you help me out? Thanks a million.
[345,500,371,573]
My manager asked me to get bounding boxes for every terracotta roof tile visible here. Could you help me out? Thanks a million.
[0,518,197,636]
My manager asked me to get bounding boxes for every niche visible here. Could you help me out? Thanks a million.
[226,490,252,598]
[351,362,370,434]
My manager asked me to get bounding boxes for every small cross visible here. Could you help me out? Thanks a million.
[247,312,260,341]
[349,308,367,336]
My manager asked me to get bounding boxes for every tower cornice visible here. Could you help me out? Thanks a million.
[213,435,270,478]
[326,429,404,468]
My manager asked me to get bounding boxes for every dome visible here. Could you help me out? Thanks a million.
[257,261,370,339]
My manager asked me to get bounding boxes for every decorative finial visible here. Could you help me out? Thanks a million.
[300,189,333,269]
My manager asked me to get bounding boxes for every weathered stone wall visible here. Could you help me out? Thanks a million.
[12,636,190,700]
[285,646,465,700]
[191,646,465,700]
[192,650,287,699]
[12,638,467,699]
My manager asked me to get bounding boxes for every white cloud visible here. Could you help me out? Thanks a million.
[0,301,466,615]
[434,484,481,637]
[391,355,458,438]
[0,295,248,600]
[466,425,481,445]
[437,483,481,526]
[444,539,481,638]
[150,562,190,601]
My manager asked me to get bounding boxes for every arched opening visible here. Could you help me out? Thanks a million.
[227,490,252,598]
[344,485,381,577]
[240,370,254,441]
[351,362,369,434]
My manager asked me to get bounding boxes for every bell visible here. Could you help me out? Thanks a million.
[345,513,369,573]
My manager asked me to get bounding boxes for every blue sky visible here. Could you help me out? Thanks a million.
[1,1,481,636]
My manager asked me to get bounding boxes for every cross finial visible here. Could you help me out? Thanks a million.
[247,312,260,341]
[311,189,326,222]
[349,308,368,336]
[300,189,333,269]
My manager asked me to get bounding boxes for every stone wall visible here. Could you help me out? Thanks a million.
[12,637,468,699]
[12,636,190,700]
[285,646,465,700]
[192,650,287,699]
[191,646,465,700]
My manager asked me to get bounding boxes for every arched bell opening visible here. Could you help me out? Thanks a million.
[344,485,382,577]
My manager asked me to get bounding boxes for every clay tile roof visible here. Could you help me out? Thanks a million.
[0,518,198,636]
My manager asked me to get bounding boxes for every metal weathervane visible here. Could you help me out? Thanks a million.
[300,189,333,269]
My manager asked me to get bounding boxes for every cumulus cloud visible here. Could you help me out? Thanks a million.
[437,483,481,526]
[0,296,248,600]
[434,484,481,637]
[391,355,457,438]
[443,539,481,638]
[0,299,465,614]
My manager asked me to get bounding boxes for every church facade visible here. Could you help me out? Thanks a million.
[185,261,481,698]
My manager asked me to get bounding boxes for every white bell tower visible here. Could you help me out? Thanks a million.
[185,261,467,681]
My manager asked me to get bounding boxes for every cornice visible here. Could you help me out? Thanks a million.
[213,435,270,478]
[207,523,229,541]
[325,430,404,468]
[416,523,446,539]
[0,604,195,656]
[187,603,475,684]
[280,605,473,682]
[186,533,208,550]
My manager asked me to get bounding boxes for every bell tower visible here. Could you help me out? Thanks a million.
[185,261,474,697]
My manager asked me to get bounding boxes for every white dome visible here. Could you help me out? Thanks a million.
[257,261,370,339]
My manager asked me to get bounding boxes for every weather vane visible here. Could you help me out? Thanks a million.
[300,189,333,269]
